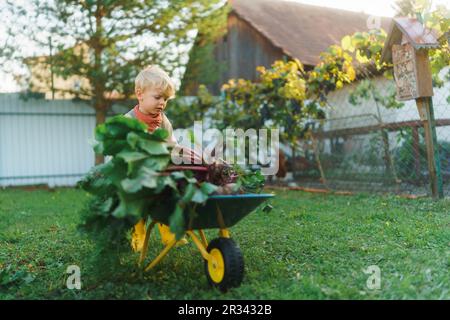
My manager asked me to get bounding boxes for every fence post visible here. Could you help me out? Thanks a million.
[416,97,444,199]
[310,132,329,190]
[411,126,421,182]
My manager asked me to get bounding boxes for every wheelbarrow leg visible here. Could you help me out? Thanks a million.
[138,220,156,267]
[144,237,177,272]
[187,231,212,261]
[198,229,208,247]
[131,219,147,252]
[219,228,230,238]
[215,204,231,239]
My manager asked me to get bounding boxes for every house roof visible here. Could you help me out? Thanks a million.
[381,17,440,63]
[228,0,392,66]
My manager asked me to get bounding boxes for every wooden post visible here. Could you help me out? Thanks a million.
[310,133,329,190]
[374,102,394,180]
[416,97,444,198]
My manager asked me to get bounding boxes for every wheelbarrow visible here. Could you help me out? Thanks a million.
[131,165,274,292]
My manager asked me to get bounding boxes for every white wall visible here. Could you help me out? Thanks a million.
[0,93,128,187]
[319,69,450,175]
[325,68,450,132]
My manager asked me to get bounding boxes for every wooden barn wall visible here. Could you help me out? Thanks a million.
[209,12,287,95]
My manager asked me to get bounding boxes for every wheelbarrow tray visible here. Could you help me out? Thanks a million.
[149,193,274,230]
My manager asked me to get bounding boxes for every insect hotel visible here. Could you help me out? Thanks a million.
[381,17,443,198]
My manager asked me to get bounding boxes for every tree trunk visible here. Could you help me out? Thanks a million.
[94,107,107,165]
[93,5,106,166]
[291,142,296,179]
[310,133,329,190]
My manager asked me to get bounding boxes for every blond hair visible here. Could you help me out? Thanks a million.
[135,65,176,100]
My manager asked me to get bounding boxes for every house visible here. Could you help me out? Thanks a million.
[24,43,92,100]
[24,42,123,101]
[181,0,391,95]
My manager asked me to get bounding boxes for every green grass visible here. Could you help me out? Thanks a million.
[0,187,449,299]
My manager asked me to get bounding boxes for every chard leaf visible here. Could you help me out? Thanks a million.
[117,150,148,163]
[200,182,218,195]
[191,188,209,203]
[107,115,147,132]
[138,139,169,155]
[102,139,129,155]
[181,183,196,203]
[149,128,169,141]
[121,167,158,193]
[169,204,185,240]
[95,124,107,141]
[141,156,170,172]
[126,131,141,149]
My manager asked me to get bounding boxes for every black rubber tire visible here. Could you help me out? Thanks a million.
[204,237,244,292]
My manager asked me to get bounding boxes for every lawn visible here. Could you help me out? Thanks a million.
[0,187,449,299]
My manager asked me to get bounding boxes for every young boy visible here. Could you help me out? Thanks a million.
[126,65,201,249]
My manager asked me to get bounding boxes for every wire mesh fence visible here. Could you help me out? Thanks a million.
[1,69,449,198]
[284,72,450,197]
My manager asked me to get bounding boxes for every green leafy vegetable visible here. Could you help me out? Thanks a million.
[77,115,217,244]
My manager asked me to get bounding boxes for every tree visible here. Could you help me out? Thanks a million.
[2,0,226,164]
[392,0,418,16]
[392,0,449,93]
[179,2,229,95]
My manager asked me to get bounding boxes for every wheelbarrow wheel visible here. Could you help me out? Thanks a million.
[204,238,244,292]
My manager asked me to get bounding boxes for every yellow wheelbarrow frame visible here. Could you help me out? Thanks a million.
[133,219,231,282]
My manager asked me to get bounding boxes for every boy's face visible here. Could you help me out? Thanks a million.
[136,87,168,116]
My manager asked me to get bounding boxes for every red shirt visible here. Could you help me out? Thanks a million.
[133,105,162,132]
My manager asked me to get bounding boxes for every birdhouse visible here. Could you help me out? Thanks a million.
[381,17,440,101]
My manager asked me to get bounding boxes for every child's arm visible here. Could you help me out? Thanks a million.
[161,113,179,147]
[162,114,203,164]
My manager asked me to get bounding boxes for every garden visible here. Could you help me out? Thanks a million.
[0,0,449,301]
[1,187,449,299]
